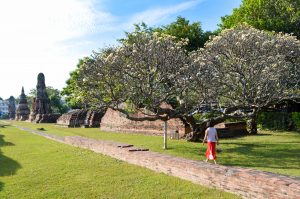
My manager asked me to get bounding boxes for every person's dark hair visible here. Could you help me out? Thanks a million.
[206,121,213,128]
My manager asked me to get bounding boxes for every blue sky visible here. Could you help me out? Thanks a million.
[0,0,241,99]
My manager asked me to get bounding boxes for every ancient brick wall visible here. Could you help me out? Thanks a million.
[63,136,300,199]
[215,122,248,138]
[100,108,191,137]
[57,110,103,128]
[224,122,247,131]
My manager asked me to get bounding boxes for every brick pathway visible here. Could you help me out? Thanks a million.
[14,124,300,199]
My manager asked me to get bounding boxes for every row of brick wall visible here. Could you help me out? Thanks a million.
[100,108,191,137]
[62,136,300,199]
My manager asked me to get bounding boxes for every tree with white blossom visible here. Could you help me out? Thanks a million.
[80,33,194,123]
[76,25,300,140]
[190,25,300,135]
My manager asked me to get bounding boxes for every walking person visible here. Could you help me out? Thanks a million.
[202,122,218,164]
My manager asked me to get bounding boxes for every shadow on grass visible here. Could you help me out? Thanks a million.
[251,133,272,136]
[0,134,22,192]
[0,135,14,147]
[219,142,300,172]
[0,124,10,128]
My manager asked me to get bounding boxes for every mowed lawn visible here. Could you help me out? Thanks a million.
[0,123,239,199]
[5,120,300,177]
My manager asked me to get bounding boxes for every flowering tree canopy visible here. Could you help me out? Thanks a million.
[190,25,300,134]
[77,33,196,122]
[76,25,300,139]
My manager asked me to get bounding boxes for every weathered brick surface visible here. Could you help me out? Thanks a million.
[15,125,300,199]
[100,108,191,138]
[214,122,248,138]
[57,110,103,128]
[101,108,248,139]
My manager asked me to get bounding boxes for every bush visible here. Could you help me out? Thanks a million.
[0,113,9,119]
[291,112,300,130]
[257,112,299,131]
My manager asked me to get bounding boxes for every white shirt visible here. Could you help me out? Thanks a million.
[207,127,217,142]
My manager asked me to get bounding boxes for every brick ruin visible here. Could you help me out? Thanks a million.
[29,73,60,123]
[100,108,191,138]
[15,87,30,121]
[56,109,103,128]
[55,105,247,137]
[100,105,247,138]
[214,122,248,138]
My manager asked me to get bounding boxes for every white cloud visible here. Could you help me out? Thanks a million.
[0,0,207,99]
[0,0,115,99]
[124,0,206,28]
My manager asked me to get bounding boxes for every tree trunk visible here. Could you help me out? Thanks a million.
[186,116,226,142]
[247,117,258,134]
[247,111,258,135]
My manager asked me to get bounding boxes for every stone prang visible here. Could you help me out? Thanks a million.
[15,87,30,121]
[8,96,16,119]
[33,73,51,114]
[29,73,60,123]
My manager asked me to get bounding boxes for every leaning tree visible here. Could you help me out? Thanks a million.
[78,32,194,118]
[77,32,203,145]
[190,25,300,136]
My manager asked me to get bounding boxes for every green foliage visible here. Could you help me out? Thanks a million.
[220,0,300,38]
[193,112,221,122]
[119,22,154,45]
[62,50,115,110]
[48,88,69,114]
[61,58,87,109]
[153,16,215,51]
[225,118,247,123]
[0,123,239,198]
[0,113,8,119]
[121,16,215,51]
[292,112,300,130]
[257,112,299,130]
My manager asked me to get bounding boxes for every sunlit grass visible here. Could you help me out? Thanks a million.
[5,120,300,177]
[0,123,239,199]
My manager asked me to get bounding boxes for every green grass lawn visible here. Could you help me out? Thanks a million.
[0,123,239,199]
[4,120,300,177]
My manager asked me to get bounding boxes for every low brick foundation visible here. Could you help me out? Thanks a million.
[100,108,191,137]
[215,122,248,138]
[57,110,103,128]
[15,125,300,199]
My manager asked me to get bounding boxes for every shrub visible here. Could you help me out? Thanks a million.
[257,112,299,131]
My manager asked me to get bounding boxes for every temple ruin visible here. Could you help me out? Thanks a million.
[15,87,30,121]
[29,73,60,123]
[100,108,191,137]
[100,102,247,138]
[214,122,248,138]
[8,96,16,119]
[56,109,103,128]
